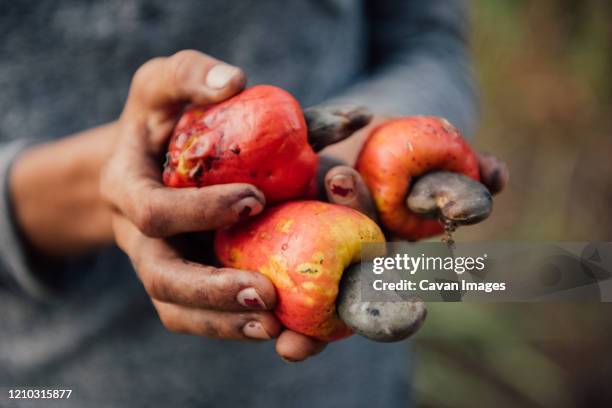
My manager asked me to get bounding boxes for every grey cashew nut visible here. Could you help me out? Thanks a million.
[406,171,493,226]
[304,105,373,151]
[337,263,427,342]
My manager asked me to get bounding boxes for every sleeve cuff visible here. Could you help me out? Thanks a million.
[0,139,55,301]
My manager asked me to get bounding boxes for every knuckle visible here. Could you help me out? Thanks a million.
[158,310,181,333]
[218,267,252,288]
[201,319,224,338]
[192,283,214,306]
[222,325,242,339]
[219,317,246,339]
[134,208,156,236]
[141,265,167,301]
[169,50,201,87]
[133,57,165,89]
[199,199,232,225]
[170,49,200,64]
[134,192,166,237]
[193,278,229,308]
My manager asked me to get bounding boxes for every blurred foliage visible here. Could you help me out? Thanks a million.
[414,1,612,407]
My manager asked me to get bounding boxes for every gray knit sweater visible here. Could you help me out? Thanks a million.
[0,1,477,406]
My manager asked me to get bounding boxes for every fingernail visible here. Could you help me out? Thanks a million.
[329,174,355,199]
[242,321,271,340]
[232,197,264,219]
[206,64,240,89]
[237,287,266,309]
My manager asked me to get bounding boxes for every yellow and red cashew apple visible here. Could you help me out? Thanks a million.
[215,201,385,341]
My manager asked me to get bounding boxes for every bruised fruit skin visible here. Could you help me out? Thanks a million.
[163,85,318,203]
[356,116,480,240]
[215,201,385,342]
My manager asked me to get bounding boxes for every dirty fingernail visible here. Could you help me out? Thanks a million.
[232,197,264,219]
[329,174,356,199]
[237,287,266,309]
[243,321,271,340]
[206,64,240,89]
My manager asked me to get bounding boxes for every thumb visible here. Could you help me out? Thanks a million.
[127,50,246,113]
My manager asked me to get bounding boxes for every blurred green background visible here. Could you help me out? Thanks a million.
[413,1,612,407]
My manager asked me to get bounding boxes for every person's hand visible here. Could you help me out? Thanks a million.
[101,51,284,344]
[100,51,376,362]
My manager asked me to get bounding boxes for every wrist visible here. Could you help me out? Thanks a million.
[10,123,118,256]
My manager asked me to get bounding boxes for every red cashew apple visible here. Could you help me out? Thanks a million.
[356,116,490,241]
[215,201,385,341]
[163,85,318,203]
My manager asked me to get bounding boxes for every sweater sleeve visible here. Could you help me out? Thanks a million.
[0,139,54,300]
[326,0,479,137]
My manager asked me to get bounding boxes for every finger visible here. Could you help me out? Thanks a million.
[478,152,509,195]
[304,105,372,151]
[129,182,265,237]
[275,330,327,363]
[112,214,277,311]
[127,50,246,112]
[153,300,282,340]
[324,165,377,220]
[101,167,266,236]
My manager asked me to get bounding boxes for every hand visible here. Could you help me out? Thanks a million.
[101,51,375,363]
[101,51,283,344]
